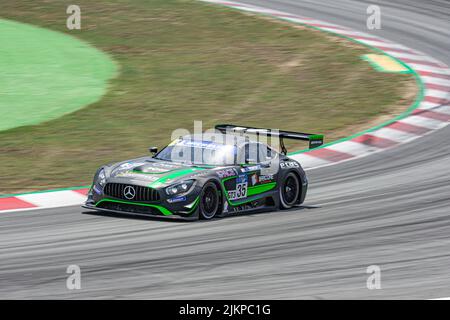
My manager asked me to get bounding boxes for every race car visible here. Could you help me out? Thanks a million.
[83,124,324,220]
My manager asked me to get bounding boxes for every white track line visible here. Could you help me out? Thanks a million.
[289,153,331,169]
[17,191,87,208]
[388,51,435,61]
[421,77,450,87]
[369,128,420,143]
[418,102,450,112]
[400,116,448,130]
[358,39,409,50]
[409,64,450,75]
[426,90,450,100]
[326,141,380,157]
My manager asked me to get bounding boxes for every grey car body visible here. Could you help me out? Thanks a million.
[83,127,319,220]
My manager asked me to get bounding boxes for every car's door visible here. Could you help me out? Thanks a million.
[223,143,279,203]
[246,143,279,192]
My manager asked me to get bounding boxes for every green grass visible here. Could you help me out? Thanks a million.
[0,0,414,194]
[0,19,116,131]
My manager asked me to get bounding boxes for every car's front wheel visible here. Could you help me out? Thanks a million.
[199,182,220,220]
[279,172,300,209]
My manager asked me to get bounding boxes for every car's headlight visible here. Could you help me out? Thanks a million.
[165,180,195,196]
[97,169,106,187]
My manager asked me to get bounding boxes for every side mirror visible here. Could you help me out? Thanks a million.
[260,162,271,168]
[245,157,257,165]
[149,147,158,155]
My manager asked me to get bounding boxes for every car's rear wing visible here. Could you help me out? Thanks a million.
[215,124,324,154]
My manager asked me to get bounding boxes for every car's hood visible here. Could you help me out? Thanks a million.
[109,158,209,188]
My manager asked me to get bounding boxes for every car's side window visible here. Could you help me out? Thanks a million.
[243,142,261,164]
[241,143,278,164]
[262,146,278,162]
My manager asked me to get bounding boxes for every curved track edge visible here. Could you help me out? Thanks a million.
[1,0,449,212]
[200,0,450,170]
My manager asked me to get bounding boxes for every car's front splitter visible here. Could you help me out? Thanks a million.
[82,203,199,221]
[84,194,200,220]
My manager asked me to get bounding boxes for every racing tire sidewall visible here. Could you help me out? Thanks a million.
[279,172,300,209]
[199,182,220,220]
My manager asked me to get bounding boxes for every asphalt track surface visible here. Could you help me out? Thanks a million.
[1,0,449,299]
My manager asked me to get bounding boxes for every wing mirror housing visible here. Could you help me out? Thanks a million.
[245,157,257,165]
[149,147,158,155]
[260,162,271,168]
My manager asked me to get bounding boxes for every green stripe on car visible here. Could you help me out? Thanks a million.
[149,168,206,188]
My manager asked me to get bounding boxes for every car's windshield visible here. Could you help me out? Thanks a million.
[155,139,237,166]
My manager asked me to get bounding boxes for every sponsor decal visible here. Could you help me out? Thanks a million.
[241,165,260,173]
[167,196,187,204]
[119,162,145,170]
[155,162,179,168]
[93,184,103,195]
[177,139,226,150]
[259,174,274,183]
[231,204,252,212]
[223,201,229,213]
[112,162,144,177]
[114,172,159,181]
[114,162,179,177]
[228,176,248,201]
[236,174,248,184]
[231,199,265,213]
[280,161,299,168]
[217,168,237,179]
[189,171,209,179]
[137,166,168,173]
[310,140,323,146]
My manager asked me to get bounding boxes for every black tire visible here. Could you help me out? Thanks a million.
[279,172,300,209]
[199,182,220,220]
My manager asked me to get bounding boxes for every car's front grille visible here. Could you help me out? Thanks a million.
[104,183,160,202]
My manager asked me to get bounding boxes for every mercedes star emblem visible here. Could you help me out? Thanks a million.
[123,186,136,200]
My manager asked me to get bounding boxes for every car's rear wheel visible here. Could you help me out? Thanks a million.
[199,182,220,220]
[279,172,300,209]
